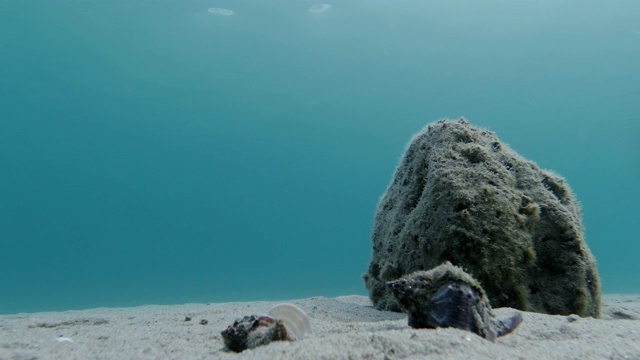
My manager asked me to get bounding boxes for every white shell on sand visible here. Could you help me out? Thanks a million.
[267,303,312,340]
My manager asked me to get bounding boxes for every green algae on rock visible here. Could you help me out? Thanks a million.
[364,118,601,317]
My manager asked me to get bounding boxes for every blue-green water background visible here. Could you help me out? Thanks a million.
[1,0,638,314]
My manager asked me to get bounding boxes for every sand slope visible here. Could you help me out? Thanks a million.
[1,295,639,359]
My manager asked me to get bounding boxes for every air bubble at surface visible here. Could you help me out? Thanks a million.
[208,8,234,16]
[309,3,330,13]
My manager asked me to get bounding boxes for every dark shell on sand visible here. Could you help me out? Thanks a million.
[221,315,291,352]
[221,303,311,352]
[387,262,523,341]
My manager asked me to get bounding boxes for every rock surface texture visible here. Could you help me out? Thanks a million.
[363,119,601,317]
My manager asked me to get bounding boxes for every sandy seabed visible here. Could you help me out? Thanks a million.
[1,294,639,360]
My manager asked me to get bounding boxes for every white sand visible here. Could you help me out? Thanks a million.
[1,294,639,359]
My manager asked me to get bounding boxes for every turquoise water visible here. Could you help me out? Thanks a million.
[1,0,638,314]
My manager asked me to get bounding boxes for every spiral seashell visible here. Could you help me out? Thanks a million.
[387,262,523,341]
[221,303,311,352]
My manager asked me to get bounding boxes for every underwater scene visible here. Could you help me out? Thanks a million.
[0,0,638,314]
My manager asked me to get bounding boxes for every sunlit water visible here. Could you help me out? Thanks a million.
[0,0,638,313]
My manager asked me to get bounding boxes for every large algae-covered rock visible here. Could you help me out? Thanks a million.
[363,118,601,317]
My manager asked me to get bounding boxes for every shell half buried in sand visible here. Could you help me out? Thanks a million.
[387,262,523,342]
[268,303,312,340]
[221,303,312,352]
